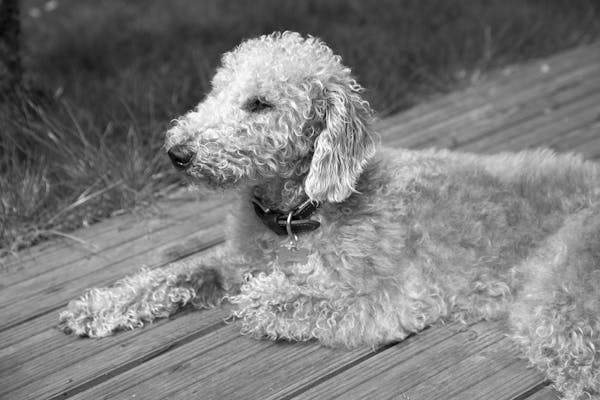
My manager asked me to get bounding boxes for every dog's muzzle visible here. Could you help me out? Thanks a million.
[168,144,195,170]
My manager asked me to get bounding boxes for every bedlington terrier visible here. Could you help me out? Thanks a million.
[59,32,600,399]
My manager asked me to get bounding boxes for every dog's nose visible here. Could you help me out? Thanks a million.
[168,144,195,169]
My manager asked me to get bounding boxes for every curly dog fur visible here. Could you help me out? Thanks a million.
[59,32,600,399]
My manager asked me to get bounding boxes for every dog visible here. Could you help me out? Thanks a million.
[59,32,600,399]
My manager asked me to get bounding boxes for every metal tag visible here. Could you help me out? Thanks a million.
[277,244,310,266]
[276,213,311,266]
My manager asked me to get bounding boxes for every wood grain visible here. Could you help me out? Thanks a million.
[0,194,224,284]
[0,222,225,330]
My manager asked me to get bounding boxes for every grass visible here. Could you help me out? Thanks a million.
[1,0,599,257]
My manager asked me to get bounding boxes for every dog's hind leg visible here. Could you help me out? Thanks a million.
[58,251,247,338]
[509,208,600,400]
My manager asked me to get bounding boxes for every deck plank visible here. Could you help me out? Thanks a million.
[0,223,225,330]
[464,90,600,153]
[0,193,213,276]
[549,121,600,155]
[406,339,535,400]
[403,62,600,151]
[65,327,373,400]
[0,194,220,285]
[380,43,600,146]
[0,248,225,356]
[0,247,225,366]
[296,321,544,400]
[574,135,600,160]
[2,309,228,400]
[377,42,600,138]
[3,42,599,400]
[385,64,600,155]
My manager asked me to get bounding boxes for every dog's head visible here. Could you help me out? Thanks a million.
[165,31,376,202]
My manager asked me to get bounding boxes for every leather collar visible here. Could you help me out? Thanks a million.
[252,196,320,236]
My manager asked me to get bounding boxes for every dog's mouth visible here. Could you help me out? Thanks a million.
[166,140,277,190]
[179,162,246,190]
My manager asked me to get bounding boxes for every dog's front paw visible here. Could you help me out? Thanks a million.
[58,297,116,338]
[58,286,140,338]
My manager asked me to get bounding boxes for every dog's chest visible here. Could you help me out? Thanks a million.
[252,232,315,267]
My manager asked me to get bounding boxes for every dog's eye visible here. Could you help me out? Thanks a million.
[244,97,273,113]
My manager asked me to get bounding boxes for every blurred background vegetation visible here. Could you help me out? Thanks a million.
[1,0,599,255]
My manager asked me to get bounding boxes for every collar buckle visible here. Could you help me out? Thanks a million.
[252,196,321,236]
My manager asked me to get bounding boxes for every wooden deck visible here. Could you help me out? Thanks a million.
[2,42,600,400]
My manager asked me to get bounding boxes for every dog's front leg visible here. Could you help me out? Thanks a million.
[58,253,247,338]
[228,268,416,348]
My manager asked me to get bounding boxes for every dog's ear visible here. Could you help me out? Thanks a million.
[304,79,377,203]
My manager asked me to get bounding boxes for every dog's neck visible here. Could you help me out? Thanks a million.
[251,176,308,212]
